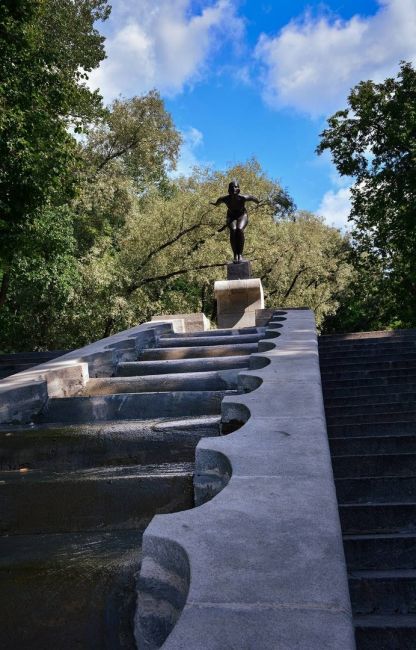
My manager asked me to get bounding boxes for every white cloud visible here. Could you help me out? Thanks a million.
[89,0,244,102]
[254,0,416,116]
[318,187,352,230]
[173,127,209,177]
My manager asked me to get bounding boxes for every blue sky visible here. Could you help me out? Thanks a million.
[90,0,416,229]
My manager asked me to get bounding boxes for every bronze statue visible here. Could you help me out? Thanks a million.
[211,180,259,263]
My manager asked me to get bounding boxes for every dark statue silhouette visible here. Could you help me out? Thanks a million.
[211,180,259,263]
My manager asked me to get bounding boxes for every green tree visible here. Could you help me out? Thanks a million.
[74,92,182,253]
[317,61,416,328]
[61,161,351,344]
[0,0,110,306]
[0,206,80,351]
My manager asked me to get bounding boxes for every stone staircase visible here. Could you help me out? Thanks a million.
[0,326,264,649]
[319,330,416,650]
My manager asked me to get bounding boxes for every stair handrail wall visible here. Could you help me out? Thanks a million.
[135,308,356,649]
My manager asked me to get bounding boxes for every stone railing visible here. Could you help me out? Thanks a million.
[135,309,355,649]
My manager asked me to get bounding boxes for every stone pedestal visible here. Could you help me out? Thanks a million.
[214,278,264,328]
[226,261,251,280]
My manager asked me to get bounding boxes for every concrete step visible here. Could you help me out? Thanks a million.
[0,529,141,650]
[332,453,416,479]
[0,462,194,535]
[82,369,240,395]
[0,416,221,471]
[326,401,416,418]
[330,434,416,457]
[319,346,416,360]
[324,392,416,409]
[326,410,416,427]
[117,355,250,376]
[157,333,261,347]
[354,614,416,650]
[339,503,416,535]
[38,390,236,424]
[319,349,416,372]
[336,476,416,504]
[328,420,416,437]
[322,369,416,383]
[139,342,258,360]
[320,359,416,374]
[349,569,416,616]
[319,338,416,351]
[322,377,416,394]
[319,330,416,344]
[344,533,416,571]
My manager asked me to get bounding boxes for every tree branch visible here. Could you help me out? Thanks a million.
[283,267,310,299]
[134,208,215,272]
[126,262,226,295]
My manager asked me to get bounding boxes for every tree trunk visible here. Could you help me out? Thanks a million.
[0,270,10,309]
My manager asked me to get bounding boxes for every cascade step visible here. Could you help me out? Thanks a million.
[330,433,416,456]
[82,369,240,395]
[38,390,236,424]
[336,476,416,504]
[139,342,258,360]
[339,503,416,535]
[344,533,416,571]
[0,416,221,471]
[349,569,416,616]
[354,614,416,650]
[171,326,262,338]
[157,333,261,347]
[332,453,416,479]
[0,462,194,535]
[117,355,250,376]
[0,529,142,650]
[328,420,416,437]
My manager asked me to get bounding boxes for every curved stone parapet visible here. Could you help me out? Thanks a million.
[135,309,356,649]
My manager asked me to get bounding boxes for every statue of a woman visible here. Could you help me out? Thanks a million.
[211,180,259,263]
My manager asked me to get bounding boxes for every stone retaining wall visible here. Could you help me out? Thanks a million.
[135,309,356,649]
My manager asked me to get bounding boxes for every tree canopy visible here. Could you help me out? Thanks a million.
[318,61,416,329]
[0,0,110,304]
[0,2,360,351]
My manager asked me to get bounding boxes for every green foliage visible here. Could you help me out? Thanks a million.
[73,92,182,253]
[0,207,80,351]
[0,0,109,262]
[57,161,352,344]
[318,61,416,329]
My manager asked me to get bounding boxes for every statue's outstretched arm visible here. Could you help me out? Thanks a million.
[244,194,260,204]
[210,196,225,207]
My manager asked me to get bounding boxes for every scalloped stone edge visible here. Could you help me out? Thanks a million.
[134,309,356,650]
